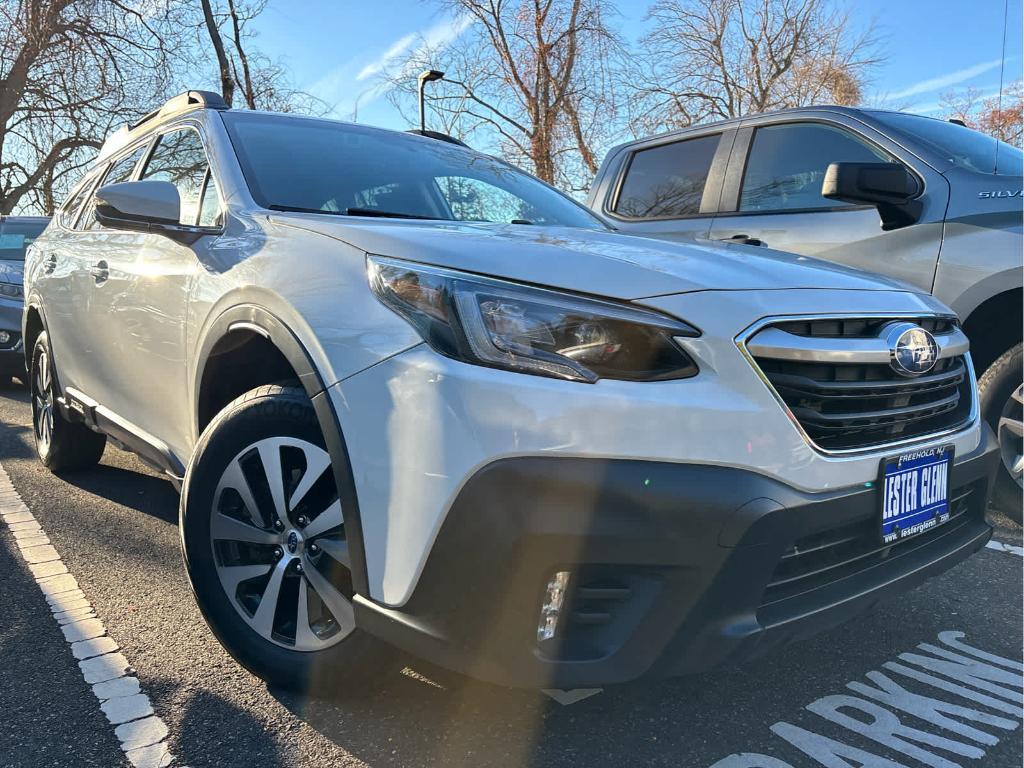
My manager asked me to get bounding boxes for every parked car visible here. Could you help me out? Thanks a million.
[25,92,998,690]
[0,215,48,386]
[588,107,1022,518]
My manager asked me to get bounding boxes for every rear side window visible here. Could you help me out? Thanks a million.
[84,144,150,230]
[58,176,97,230]
[740,123,893,212]
[142,128,212,225]
[613,135,720,219]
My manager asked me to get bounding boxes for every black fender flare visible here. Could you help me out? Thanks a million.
[193,304,371,597]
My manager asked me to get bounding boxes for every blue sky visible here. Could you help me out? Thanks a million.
[249,0,1023,133]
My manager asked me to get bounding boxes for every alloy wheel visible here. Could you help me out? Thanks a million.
[997,383,1024,491]
[211,436,354,651]
[32,349,54,455]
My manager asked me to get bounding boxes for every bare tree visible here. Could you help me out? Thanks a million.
[629,0,880,134]
[385,0,625,191]
[0,0,180,214]
[941,81,1023,148]
[195,0,328,114]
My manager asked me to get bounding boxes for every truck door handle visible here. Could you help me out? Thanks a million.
[90,260,109,283]
[721,234,768,247]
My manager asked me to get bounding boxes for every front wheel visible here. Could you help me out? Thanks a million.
[979,344,1022,522]
[30,331,106,472]
[180,384,392,692]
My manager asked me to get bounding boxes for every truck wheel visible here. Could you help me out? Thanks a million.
[180,384,391,692]
[978,344,1022,522]
[30,331,107,472]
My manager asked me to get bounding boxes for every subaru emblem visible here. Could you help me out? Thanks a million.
[286,530,299,554]
[885,322,940,377]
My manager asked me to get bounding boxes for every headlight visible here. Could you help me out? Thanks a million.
[367,255,699,383]
[0,282,22,299]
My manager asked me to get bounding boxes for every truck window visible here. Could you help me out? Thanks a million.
[739,123,893,212]
[613,134,720,219]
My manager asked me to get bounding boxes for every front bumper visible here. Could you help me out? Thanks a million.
[354,429,998,688]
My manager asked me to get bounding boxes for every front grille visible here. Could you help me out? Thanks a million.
[759,481,981,609]
[746,316,974,452]
[774,316,957,338]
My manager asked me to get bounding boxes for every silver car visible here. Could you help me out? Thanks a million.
[22,92,998,690]
[588,107,1023,517]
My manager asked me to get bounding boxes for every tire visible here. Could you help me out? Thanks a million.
[180,384,392,693]
[978,343,1023,522]
[30,331,107,472]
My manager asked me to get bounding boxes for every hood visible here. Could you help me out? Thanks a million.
[0,260,24,286]
[272,214,912,300]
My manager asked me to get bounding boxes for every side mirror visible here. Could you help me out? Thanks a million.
[94,181,205,244]
[821,162,922,231]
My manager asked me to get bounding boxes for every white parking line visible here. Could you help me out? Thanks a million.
[0,463,184,768]
[986,539,1024,557]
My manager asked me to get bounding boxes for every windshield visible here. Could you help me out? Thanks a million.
[221,112,605,228]
[869,111,1023,176]
[0,218,48,261]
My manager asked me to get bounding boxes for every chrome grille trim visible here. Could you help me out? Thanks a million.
[746,325,969,364]
[736,313,979,456]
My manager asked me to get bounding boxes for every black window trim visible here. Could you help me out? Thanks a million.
[717,117,925,217]
[603,128,735,223]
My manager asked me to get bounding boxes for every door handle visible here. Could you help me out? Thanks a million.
[721,234,768,247]
[90,260,109,283]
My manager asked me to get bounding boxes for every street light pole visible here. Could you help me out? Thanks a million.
[417,70,445,133]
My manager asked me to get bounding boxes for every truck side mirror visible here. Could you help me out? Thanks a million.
[821,162,922,231]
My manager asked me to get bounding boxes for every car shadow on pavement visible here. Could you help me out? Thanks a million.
[165,684,291,767]
[57,461,180,525]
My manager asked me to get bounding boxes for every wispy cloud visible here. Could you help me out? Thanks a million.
[356,33,418,82]
[307,15,474,119]
[887,59,1004,101]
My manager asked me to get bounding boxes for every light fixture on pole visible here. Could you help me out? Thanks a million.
[417,70,445,133]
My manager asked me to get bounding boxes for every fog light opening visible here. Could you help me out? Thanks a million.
[537,570,571,642]
[0,331,9,344]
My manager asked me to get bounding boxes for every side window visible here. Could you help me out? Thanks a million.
[84,145,149,230]
[59,176,97,229]
[613,134,721,219]
[105,146,148,185]
[739,123,894,212]
[141,128,214,225]
[197,172,221,227]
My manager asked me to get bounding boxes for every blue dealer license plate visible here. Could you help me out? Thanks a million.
[880,446,954,543]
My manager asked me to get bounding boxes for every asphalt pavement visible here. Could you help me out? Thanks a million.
[0,386,1020,768]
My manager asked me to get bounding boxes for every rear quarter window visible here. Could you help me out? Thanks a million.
[613,134,720,219]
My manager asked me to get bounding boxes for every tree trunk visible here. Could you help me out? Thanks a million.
[200,0,235,107]
[225,0,256,108]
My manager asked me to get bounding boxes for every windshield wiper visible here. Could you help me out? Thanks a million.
[267,204,347,216]
[344,207,442,220]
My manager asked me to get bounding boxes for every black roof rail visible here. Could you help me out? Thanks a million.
[130,90,229,130]
[406,129,469,148]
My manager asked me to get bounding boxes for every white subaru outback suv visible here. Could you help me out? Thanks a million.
[24,91,998,690]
